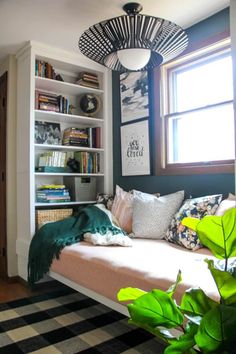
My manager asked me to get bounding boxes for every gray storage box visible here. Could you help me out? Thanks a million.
[63,177,96,201]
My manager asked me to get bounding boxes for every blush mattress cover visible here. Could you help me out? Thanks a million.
[51,239,219,304]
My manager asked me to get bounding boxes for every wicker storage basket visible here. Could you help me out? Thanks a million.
[36,208,73,229]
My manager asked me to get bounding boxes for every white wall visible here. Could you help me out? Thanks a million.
[230,0,236,192]
[0,55,17,276]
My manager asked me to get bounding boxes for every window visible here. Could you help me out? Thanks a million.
[156,38,235,174]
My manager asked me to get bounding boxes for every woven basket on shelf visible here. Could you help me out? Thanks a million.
[36,208,73,229]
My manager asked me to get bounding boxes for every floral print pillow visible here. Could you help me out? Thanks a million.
[165,194,222,251]
[96,193,114,211]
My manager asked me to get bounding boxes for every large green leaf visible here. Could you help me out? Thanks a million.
[166,270,182,298]
[195,305,236,353]
[180,288,218,319]
[165,322,198,354]
[206,259,236,305]
[182,208,236,260]
[128,289,184,329]
[117,287,146,302]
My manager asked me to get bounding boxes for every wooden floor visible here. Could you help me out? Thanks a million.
[0,278,65,303]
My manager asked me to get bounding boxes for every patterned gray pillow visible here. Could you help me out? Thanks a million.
[132,190,185,239]
[165,194,222,251]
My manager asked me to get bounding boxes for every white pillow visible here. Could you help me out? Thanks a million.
[215,197,236,216]
[84,231,133,246]
[132,190,185,239]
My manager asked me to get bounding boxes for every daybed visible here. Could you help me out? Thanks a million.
[49,239,218,315]
[29,187,235,316]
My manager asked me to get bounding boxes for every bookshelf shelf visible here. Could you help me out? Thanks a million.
[35,200,96,207]
[35,172,104,177]
[35,76,103,96]
[34,144,104,153]
[35,110,103,126]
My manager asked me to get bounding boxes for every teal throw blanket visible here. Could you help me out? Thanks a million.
[28,205,125,286]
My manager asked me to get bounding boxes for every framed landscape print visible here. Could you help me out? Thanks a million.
[120,71,149,123]
[121,120,150,176]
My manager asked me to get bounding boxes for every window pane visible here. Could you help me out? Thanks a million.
[167,103,235,163]
[174,54,233,112]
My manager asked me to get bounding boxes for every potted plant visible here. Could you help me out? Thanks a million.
[117,207,236,353]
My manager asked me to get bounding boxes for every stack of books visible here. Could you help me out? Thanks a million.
[36,185,71,203]
[63,127,89,147]
[35,90,70,114]
[35,90,59,112]
[76,72,99,89]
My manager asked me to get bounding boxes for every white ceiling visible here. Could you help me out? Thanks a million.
[0,0,229,61]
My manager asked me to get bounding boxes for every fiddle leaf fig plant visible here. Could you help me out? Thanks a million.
[117,207,236,353]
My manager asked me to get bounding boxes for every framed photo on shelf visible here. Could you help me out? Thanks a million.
[35,121,62,145]
[120,71,149,123]
[121,120,150,176]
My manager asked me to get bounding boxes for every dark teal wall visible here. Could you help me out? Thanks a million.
[112,8,235,197]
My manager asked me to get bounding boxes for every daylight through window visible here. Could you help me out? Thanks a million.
[158,38,235,174]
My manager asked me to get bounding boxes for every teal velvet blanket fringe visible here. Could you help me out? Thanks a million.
[28,205,125,287]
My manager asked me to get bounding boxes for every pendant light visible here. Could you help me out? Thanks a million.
[78,2,188,72]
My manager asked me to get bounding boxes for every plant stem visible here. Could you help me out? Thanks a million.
[222,218,228,272]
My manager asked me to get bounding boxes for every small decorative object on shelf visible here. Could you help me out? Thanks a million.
[35,121,62,145]
[66,158,80,172]
[55,74,64,82]
[75,72,99,89]
[79,93,101,117]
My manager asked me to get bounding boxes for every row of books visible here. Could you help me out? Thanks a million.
[35,90,70,114]
[36,184,71,203]
[75,72,99,89]
[37,151,67,168]
[35,60,56,79]
[62,127,101,148]
[35,60,100,91]
[74,151,100,174]
[36,150,100,174]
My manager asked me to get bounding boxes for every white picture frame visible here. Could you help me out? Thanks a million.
[120,71,149,123]
[121,120,150,176]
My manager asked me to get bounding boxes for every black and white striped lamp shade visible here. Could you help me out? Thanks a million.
[78,3,188,72]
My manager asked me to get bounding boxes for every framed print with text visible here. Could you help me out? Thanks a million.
[121,120,150,176]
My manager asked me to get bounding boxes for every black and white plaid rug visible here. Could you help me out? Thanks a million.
[0,288,165,353]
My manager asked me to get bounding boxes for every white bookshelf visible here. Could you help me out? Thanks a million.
[35,76,104,96]
[16,41,113,280]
